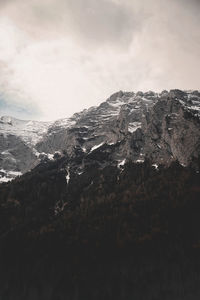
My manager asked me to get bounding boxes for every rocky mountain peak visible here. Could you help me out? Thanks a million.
[0,89,199,183]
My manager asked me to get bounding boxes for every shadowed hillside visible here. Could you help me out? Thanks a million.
[0,156,200,299]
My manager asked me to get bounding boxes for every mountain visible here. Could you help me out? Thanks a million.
[0,116,52,182]
[0,89,200,299]
[0,89,200,183]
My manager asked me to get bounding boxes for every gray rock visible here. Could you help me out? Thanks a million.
[0,89,200,182]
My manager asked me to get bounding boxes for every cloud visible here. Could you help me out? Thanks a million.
[0,96,39,120]
[1,0,140,48]
[0,0,199,120]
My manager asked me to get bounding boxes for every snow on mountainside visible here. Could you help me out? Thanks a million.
[0,116,53,182]
[0,116,52,146]
[0,89,200,183]
[36,90,158,156]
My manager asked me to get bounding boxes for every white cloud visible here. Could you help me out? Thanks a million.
[0,0,199,120]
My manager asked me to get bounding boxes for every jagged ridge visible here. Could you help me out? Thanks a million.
[0,89,200,182]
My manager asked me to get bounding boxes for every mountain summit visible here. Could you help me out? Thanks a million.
[0,89,200,183]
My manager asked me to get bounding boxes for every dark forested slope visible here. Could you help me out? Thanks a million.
[0,156,200,299]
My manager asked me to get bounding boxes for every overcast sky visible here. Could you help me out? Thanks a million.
[0,0,199,120]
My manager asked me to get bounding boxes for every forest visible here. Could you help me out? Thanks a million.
[0,156,200,299]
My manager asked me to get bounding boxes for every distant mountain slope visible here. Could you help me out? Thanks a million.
[0,116,52,181]
[0,89,200,182]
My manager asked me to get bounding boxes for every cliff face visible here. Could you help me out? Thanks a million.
[0,89,200,183]
[0,116,51,181]
[0,134,36,173]
[35,90,156,159]
[142,90,200,166]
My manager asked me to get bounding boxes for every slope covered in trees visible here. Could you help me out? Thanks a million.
[0,157,200,299]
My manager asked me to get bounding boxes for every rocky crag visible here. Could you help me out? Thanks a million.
[0,89,200,183]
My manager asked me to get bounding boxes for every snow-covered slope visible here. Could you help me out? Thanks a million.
[0,116,53,182]
[0,116,52,146]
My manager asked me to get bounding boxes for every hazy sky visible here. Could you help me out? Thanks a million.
[0,0,200,120]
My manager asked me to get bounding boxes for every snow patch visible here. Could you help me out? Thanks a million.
[136,159,144,163]
[190,106,200,111]
[65,167,70,184]
[47,153,54,160]
[152,164,159,170]
[8,171,22,176]
[90,142,104,152]
[128,122,141,133]
[77,170,83,176]
[118,159,126,168]
[0,116,52,146]
[0,177,11,183]
[0,169,22,183]
[33,150,55,160]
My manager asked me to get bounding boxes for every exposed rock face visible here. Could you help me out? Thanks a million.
[36,91,157,162]
[0,89,200,182]
[143,90,200,166]
[0,134,36,172]
[36,91,146,154]
[34,89,200,171]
